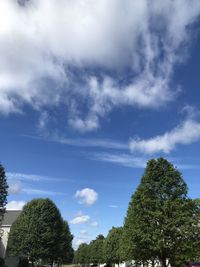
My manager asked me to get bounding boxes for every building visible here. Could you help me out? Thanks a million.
[0,210,21,267]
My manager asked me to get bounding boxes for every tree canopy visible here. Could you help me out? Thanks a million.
[122,158,200,267]
[8,198,73,265]
[89,234,105,264]
[104,227,123,265]
[0,164,8,227]
[74,243,90,265]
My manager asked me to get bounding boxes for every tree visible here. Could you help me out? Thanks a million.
[74,243,90,266]
[0,164,8,227]
[8,198,73,266]
[58,220,74,264]
[104,227,123,266]
[89,235,105,264]
[122,158,200,267]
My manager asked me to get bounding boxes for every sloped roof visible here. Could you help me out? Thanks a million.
[1,210,21,226]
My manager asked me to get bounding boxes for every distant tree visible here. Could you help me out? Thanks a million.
[0,164,8,227]
[89,235,105,264]
[122,158,200,267]
[74,243,90,266]
[104,227,123,266]
[8,198,73,266]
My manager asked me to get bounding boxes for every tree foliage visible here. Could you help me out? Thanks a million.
[122,158,200,267]
[89,234,105,264]
[74,243,90,265]
[104,227,123,265]
[58,220,74,264]
[0,164,8,226]
[8,198,73,265]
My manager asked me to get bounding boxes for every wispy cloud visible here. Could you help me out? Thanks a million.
[23,134,128,150]
[22,188,63,196]
[108,205,119,208]
[129,119,200,154]
[0,1,199,130]
[89,152,199,170]
[7,172,60,182]
[91,152,146,168]
[89,221,98,227]
[75,188,98,206]
[8,182,22,194]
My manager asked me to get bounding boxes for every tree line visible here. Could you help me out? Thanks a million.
[1,158,200,267]
[74,158,200,267]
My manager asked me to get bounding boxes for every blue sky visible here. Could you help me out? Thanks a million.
[1,0,200,248]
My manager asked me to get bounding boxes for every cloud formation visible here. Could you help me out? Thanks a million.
[75,188,98,206]
[0,0,200,131]
[70,215,90,225]
[6,200,26,210]
[90,221,98,227]
[8,182,22,194]
[129,119,200,154]
[92,153,146,168]
[7,172,59,181]
[91,152,198,170]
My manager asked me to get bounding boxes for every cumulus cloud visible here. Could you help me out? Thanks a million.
[6,200,26,210]
[0,0,200,131]
[70,215,90,225]
[129,119,200,154]
[75,188,98,206]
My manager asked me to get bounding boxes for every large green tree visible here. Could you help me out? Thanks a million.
[122,158,200,267]
[0,164,8,227]
[8,198,73,266]
[58,220,74,264]
[104,227,123,265]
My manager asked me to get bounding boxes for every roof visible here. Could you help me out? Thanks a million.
[1,210,21,226]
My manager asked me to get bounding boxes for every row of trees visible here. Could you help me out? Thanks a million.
[0,164,8,267]
[0,164,8,227]
[74,158,200,267]
[8,198,74,266]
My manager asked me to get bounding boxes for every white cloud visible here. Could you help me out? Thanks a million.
[0,0,200,130]
[70,215,90,225]
[22,188,63,196]
[129,119,200,154]
[51,135,128,150]
[7,172,59,181]
[90,152,198,170]
[108,205,119,208]
[6,200,26,210]
[75,188,98,206]
[90,221,98,227]
[80,229,88,235]
[73,238,90,249]
[8,182,22,194]
[92,153,146,168]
